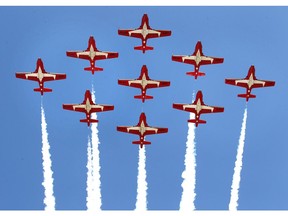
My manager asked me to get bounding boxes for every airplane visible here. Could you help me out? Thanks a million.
[15,58,66,95]
[66,36,119,74]
[225,65,275,101]
[118,14,172,53]
[171,41,224,79]
[173,90,224,127]
[118,65,170,102]
[117,112,168,148]
[62,90,114,126]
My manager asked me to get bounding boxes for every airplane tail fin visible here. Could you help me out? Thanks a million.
[134,45,153,53]
[34,87,52,95]
[186,71,206,79]
[188,119,206,127]
[134,94,153,102]
[238,93,256,101]
[133,140,151,148]
[80,118,98,126]
[84,66,103,74]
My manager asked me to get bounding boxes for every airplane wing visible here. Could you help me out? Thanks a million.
[145,30,172,39]
[144,126,168,135]
[90,104,114,112]
[173,103,197,113]
[118,29,143,39]
[172,55,224,65]
[118,79,170,89]
[15,72,39,81]
[63,104,114,113]
[173,103,224,114]
[171,55,188,63]
[117,126,141,135]
[118,29,171,39]
[42,73,66,82]
[66,51,118,60]
[98,51,119,60]
[118,79,138,88]
[171,55,199,65]
[117,126,168,135]
[225,78,276,89]
[15,72,66,82]
[62,104,87,113]
[146,80,170,89]
[225,78,247,88]
[199,56,224,65]
[200,57,224,65]
[66,51,91,60]
[199,105,224,114]
[252,80,275,88]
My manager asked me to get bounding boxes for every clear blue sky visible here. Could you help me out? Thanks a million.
[0,6,287,210]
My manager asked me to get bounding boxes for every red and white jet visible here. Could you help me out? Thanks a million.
[118,14,172,53]
[172,41,224,79]
[62,90,114,126]
[15,58,66,95]
[173,91,224,127]
[117,112,168,148]
[66,36,119,74]
[118,65,170,102]
[225,65,275,101]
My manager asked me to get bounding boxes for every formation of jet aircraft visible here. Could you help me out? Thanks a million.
[225,65,275,101]
[172,41,224,79]
[15,58,66,95]
[62,90,114,126]
[173,91,224,127]
[117,14,171,146]
[118,14,172,53]
[117,112,168,148]
[15,13,276,148]
[118,65,170,102]
[66,36,119,74]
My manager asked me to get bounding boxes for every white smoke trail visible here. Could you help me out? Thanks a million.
[229,106,248,211]
[86,136,93,209]
[179,111,197,211]
[135,145,148,211]
[40,101,56,210]
[87,87,102,211]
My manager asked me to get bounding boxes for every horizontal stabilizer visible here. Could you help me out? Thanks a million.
[134,94,153,102]
[188,119,206,127]
[134,45,153,53]
[133,140,151,145]
[34,87,52,95]
[186,71,206,79]
[238,93,256,101]
[80,118,98,126]
[84,66,103,74]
